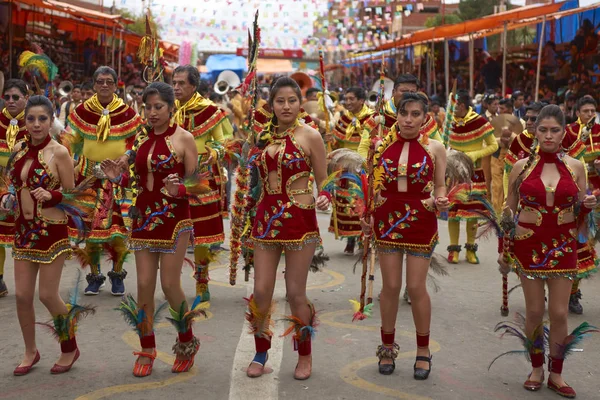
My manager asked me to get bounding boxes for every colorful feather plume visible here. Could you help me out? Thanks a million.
[103,238,130,268]
[245,294,274,338]
[441,81,457,148]
[36,271,96,342]
[115,294,168,337]
[18,51,58,82]
[446,149,474,187]
[56,177,98,243]
[222,138,244,164]
[281,303,318,342]
[166,297,209,333]
[183,170,212,196]
[557,322,599,359]
[310,247,330,273]
[349,299,373,321]
[327,148,365,174]
[488,313,547,370]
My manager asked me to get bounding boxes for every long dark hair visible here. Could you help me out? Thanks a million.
[513,104,566,194]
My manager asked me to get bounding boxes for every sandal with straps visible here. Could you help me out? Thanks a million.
[247,352,268,378]
[413,354,432,380]
[133,349,157,378]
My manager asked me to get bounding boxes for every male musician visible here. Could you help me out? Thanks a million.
[331,87,376,255]
[357,74,441,159]
[0,79,29,297]
[68,66,142,296]
[446,90,497,264]
[59,84,82,127]
[172,65,233,303]
[564,95,600,315]
[130,84,146,120]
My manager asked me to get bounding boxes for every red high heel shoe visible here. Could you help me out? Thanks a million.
[548,378,576,398]
[523,372,544,391]
[50,349,80,374]
[133,349,157,377]
[172,340,200,373]
[13,351,40,376]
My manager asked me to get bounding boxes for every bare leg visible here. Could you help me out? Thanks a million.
[379,252,404,366]
[405,254,431,370]
[160,232,193,361]
[135,249,160,365]
[246,246,281,376]
[14,260,40,367]
[284,242,317,377]
[38,254,72,366]
[546,277,573,387]
[520,276,546,382]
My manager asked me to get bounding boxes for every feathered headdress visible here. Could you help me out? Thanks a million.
[18,51,58,83]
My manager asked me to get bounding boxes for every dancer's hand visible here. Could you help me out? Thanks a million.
[435,196,449,212]
[360,216,374,236]
[0,194,15,211]
[497,254,511,274]
[100,159,121,181]
[30,187,51,202]
[316,194,330,210]
[115,154,129,171]
[583,194,597,209]
[163,173,182,197]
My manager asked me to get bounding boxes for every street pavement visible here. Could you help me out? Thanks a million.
[1,213,600,400]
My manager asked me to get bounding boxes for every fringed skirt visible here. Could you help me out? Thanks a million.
[328,174,362,237]
[511,222,578,280]
[249,194,321,251]
[68,175,128,243]
[0,214,15,247]
[129,190,193,253]
[190,175,224,247]
[13,215,71,264]
[373,193,438,258]
[576,241,598,279]
[447,168,490,221]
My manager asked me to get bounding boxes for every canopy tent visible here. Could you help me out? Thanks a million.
[204,54,247,81]
[377,2,564,50]
[256,59,294,74]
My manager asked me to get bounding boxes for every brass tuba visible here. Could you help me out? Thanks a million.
[214,70,241,95]
[58,80,73,97]
[366,77,394,108]
[290,71,314,98]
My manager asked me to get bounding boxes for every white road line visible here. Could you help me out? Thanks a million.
[228,280,288,400]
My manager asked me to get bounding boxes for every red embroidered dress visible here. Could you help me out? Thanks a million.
[511,152,579,279]
[67,97,141,242]
[250,127,321,249]
[11,136,71,263]
[0,109,27,246]
[373,132,438,257]
[129,125,193,252]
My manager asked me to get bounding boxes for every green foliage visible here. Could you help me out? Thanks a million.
[118,8,161,39]
[458,0,516,21]
[425,14,463,28]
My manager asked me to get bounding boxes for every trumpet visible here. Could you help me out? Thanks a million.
[58,80,73,97]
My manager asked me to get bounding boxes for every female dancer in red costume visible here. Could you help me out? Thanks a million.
[7,96,92,375]
[362,93,448,379]
[102,82,201,377]
[245,77,330,380]
[498,105,596,397]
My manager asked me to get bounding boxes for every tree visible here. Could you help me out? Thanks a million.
[118,9,161,38]
[458,0,514,21]
[425,14,463,28]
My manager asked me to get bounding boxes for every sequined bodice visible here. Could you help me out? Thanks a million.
[259,131,312,197]
[519,152,578,222]
[135,125,185,191]
[377,136,434,198]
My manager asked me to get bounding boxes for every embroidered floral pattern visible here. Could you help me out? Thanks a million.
[255,200,293,239]
[381,159,397,183]
[17,218,50,248]
[530,234,574,268]
[409,156,429,184]
[151,153,175,172]
[283,151,305,169]
[134,198,177,232]
[377,204,418,239]
[30,168,50,188]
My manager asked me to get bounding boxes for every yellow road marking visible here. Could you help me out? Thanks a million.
[325,309,441,399]
[75,312,212,399]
